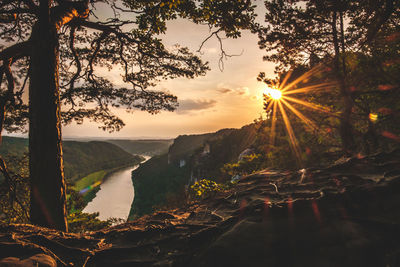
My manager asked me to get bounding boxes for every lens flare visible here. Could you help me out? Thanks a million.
[265,87,282,100]
[262,65,336,167]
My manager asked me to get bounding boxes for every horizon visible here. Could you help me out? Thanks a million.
[5,122,251,141]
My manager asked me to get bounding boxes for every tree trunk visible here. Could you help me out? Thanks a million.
[29,0,67,231]
[332,11,355,155]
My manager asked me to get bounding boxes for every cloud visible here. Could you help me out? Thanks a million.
[176,99,217,114]
[236,87,250,96]
[217,88,233,94]
[216,86,250,96]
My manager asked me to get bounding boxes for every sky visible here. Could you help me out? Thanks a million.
[61,3,276,139]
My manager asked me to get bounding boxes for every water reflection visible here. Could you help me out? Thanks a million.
[83,156,150,221]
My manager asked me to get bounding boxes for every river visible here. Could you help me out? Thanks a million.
[83,156,150,221]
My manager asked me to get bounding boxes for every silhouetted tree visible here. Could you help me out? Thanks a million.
[257,0,398,155]
[0,0,257,231]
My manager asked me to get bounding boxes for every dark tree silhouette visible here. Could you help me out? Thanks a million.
[257,0,398,155]
[0,0,257,231]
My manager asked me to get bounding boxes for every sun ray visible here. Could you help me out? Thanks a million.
[278,70,293,90]
[277,101,302,166]
[281,65,324,93]
[264,98,275,113]
[262,64,336,168]
[269,101,278,145]
[281,98,317,131]
[283,82,336,96]
[282,95,333,115]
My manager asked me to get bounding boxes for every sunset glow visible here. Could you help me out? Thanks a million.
[265,87,282,100]
[263,66,336,166]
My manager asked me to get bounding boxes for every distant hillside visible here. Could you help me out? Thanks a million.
[129,154,189,218]
[0,136,143,182]
[106,139,173,156]
[129,124,257,219]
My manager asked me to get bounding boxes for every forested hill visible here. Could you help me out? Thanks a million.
[0,136,143,181]
[106,139,173,156]
[129,124,258,219]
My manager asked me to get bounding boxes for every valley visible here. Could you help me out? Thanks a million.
[0,137,166,225]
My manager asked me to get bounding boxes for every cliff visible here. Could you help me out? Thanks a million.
[129,124,257,218]
[1,149,400,266]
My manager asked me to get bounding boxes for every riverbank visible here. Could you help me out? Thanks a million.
[74,159,145,205]
[82,156,151,220]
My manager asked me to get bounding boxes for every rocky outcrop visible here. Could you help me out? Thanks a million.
[1,149,400,266]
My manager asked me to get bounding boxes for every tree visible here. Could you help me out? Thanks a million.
[257,0,398,155]
[0,0,257,231]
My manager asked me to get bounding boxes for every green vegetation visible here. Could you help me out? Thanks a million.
[222,154,263,177]
[0,136,144,182]
[106,139,173,156]
[129,125,258,219]
[73,170,106,192]
[0,137,144,231]
[189,179,230,200]
[0,154,30,225]
[129,154,189,219]
[67,212,111,233]
[63,141,144,181]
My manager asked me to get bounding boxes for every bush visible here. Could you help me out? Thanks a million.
[221,153,263,177]
[189,179,228,200]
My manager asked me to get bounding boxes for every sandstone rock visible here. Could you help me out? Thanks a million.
[0,254,56,267]
[0,150,399,266]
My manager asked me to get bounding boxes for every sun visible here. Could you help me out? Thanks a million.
[265,87,282,100]
[262,65,337,166]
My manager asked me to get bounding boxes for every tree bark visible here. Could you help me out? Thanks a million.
[332,11,355,155]
[29,0,67,231]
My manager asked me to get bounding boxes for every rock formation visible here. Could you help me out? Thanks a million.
[1,149,400,266]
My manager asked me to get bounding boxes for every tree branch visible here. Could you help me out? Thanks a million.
[76,20,140,45]
[0,41,31,61]
[50,0,89,29]
[362,0,396,46]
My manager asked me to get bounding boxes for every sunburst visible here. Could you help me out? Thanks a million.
[262,66,337,166]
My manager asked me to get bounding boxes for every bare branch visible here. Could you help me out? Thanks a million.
[197,29,221,54]
[198,29,243,71]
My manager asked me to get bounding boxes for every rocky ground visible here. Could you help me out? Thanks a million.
[1,149,400,267]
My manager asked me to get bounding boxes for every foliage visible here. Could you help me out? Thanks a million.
[257,0,399,155]
[0,154,30,225]
[66,185,123,233]
[0,0,259,230]
[73,170,106,192]
[0,157,116,233]
[0,0,258,132]
[129,154,189,219]
[0,136,144,182]
[189,179,228,200]
[129,126,259,219]
[0,140,134,231]
[67,211,111,233]
[62,141,144,181]
[252,117,340,170]
[221,153,263,176]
